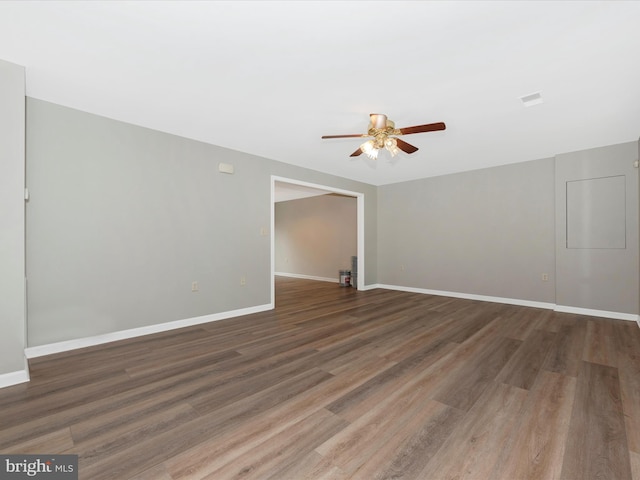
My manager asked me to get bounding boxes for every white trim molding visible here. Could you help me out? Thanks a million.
[554,305,638,322]
[17,285,640,380]
[0,366,29,389]
[25,303,273,359]
[374,283,555,310]
[372,284,639,321]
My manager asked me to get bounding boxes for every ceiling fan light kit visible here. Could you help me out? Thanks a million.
[322,113,446,160]
[360,139,379,160]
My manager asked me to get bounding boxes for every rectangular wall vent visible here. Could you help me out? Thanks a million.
[520,91,543,107]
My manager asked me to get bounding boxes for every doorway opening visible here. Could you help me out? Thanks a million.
[270,176,365,306]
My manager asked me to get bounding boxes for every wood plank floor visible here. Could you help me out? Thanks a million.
[1,277,640,479]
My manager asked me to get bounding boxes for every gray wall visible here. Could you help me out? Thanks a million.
[555,141,639,314]
[377,158,557,304]
[17,96,640,358]
[0,60,27,377]
[275,194,357,280]
[26,98,377,347]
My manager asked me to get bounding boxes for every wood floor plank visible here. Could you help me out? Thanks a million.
[614,321,640,357]
[2,427,75,455]
[583,319,619,367]
[80,368,334,479]
[165,353,394,480]
[315,375,444,475]
[371,312,455,362]
[443,303,507,344]
[68,402,200,464]
[264,451,347,480]
[490,370,576,480]
[433,335,522,410]
[234,319,354,357]
[631,451,640,480]
[126,463,174,480]
[124,346,240,379]
[1,340,315,450]
[420,381,529,479]
[360,400,465,480]
[322,344,391,377]
[0,370,133,428]
[325,338,457,421]
[496,328,556,390]
[560,361,632,480]
[535,310,575,333]
[202,409,348,479]
[185,348,322,415]
[543,320,587,377]
[496,307,546,341]
[618,352,640,454]
[0,278,638,479]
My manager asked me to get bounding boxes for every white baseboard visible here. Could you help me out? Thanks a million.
[17,285,640,371]
[0,367,30,389]
[25,303,273,359]
[374,283,555,310]
[275,272,338,283]
[372,283,640,322]
[554,305,639,322]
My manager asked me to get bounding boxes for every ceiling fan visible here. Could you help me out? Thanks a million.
[321,113,445,160]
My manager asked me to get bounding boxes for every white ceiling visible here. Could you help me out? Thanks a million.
[1,1,639,186]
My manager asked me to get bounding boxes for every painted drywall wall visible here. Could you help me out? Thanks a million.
[24,96,636,354]
[377,158,556,304]
[555,141,639,315]
[275,194,357,281]
[26,98,377,347]
[0,60,27,380]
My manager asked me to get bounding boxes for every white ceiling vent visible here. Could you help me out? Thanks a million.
[520,91,543,107]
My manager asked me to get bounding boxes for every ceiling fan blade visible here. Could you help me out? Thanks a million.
[321,134,367,139]
[395,138,419,154]
[350,147,363,157]
[398,122,446,135]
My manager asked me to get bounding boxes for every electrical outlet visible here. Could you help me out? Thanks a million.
[240,276,246,286]
[192,281,199,292]
[541,273,549,282]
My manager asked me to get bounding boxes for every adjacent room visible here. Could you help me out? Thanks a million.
[1,1,639,479]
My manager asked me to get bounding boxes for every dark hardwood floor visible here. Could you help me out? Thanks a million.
[1,277,639,479]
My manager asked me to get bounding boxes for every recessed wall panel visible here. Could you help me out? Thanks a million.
[566,175,626,249]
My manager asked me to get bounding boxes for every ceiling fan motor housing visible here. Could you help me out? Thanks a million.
[370,113,388,129]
